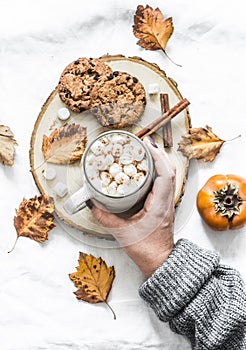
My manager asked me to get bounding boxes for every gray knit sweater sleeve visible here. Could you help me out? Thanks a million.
[139,239,246,350]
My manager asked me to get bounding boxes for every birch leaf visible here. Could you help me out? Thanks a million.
[69,252,116,319]
[178,125,225,162]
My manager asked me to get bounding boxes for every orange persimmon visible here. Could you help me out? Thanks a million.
[196,174,246,230]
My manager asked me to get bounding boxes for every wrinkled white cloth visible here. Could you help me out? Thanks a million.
[0,0,246,349]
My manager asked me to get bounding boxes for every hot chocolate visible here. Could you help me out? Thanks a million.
[84,132,148,197]
[64,130,154,214]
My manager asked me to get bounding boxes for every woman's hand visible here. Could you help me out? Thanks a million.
[89,136,176,278]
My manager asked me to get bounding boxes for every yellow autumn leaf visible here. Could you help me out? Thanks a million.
[9,194,56,253]
[133,5,180,66]
[178,125,225,162]
[69,252,116,319]
[133,5,173,50]
[42,123,87,164]
[0,125,18,166]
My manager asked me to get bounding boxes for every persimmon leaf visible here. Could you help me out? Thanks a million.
[69,252,116,319]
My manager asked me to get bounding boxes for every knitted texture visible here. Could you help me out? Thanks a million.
[139,239,246,350]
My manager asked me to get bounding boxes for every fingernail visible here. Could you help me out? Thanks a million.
[146,136,158,148]
[86,199,94,209]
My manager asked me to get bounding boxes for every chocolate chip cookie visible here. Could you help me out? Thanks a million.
[90,71,146,128]
[58,58,113,113]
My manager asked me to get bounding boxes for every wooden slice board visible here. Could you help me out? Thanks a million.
[30,55,191,238]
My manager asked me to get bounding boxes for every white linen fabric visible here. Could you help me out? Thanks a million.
[0,0,246,349]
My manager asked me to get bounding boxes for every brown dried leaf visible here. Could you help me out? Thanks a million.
[9,194,56,252]
[133,5,174,52]
[69,252,116,319]
[0,125,18,166]
[42,123,87,164]
[178,125,225,162]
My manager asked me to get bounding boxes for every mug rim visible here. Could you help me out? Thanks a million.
[82,130,153,199]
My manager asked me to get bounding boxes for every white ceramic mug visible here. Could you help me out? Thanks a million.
[63,130,154,214]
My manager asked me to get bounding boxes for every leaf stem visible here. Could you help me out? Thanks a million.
[8,236,19,253]
[105,300,116,320]
[162,50,182,67]
[225,134,241,142]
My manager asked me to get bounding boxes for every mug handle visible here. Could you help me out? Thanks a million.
[63,185,91,215]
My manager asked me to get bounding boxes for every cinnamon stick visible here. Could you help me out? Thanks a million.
[136,98,189,140]
[160,93,173,148]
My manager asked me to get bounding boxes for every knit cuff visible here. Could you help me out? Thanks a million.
[139,238,220,322]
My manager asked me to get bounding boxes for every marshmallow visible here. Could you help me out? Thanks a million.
[112,143,123,157]
[96,155,107,170]
[115,172,130,185]
[123,144,134,153]
[133,172,146,186]
[123,164,137,177]
[86,165,98,177]
[108,181,118,195]
[111,134,126,144]
[100,136,110,146]
[133,146,145,161]
[137,159,148,172]
[104,154,114,168]
[120,153,133,165]
[109,163,122,177]
[43,167,56,180]
[117,181,138,195]
[116,184,125,195]
[126,140,146,162]
[86,153,96,166]
[103,143,113,155]
[54,182,68,197]
[100,171,113,186]
[148,83,159,95]
[101,186,109,195]
[90,140,104,155]
[57,107,70,120]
